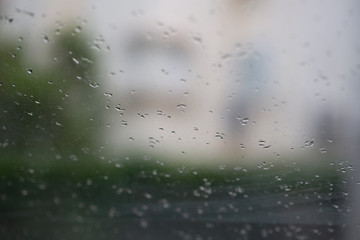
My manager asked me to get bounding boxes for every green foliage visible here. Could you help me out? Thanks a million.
[0,27,102,155]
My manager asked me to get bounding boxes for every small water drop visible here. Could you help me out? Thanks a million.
[114,104,125,112]
[215,132,225,139]
[192,36,202,44]
[304,140,314,147]
[104,92,113,98]
[144,193,152,199]
[89,82,100,88]
[319,147,327,154]
[238,117,249,125]
[72,57,80,64]
[43,35,49,43]
[75,26,82,33]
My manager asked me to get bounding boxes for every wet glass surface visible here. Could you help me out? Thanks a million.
[1,1,360,239]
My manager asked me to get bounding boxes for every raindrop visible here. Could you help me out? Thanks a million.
[319,147,327,154]
[219,165,226,170]
[275,176,282,181]
[304,140,314,147]
[140,219,148,228]
[144,193,152,199]
[192,36,202,44]
[238,117,249,125]
[43,35,49,43]
[69,154,79,161]
[257,139,271,149]
[114,104,125,112]
[89,82,100,88]
[86,179,92,186]
[72,57,80,64]
[176,103,187,109]
[215,132,225,139]
[75,26,82,33]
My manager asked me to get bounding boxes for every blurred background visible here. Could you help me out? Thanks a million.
[1,0,360,239]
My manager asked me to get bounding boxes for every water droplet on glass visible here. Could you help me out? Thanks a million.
[89,82,100,88]
[176,103,187,109]
[259,140,271,149]
[72,57,80,64]
[43,35,49,43]
[75,26,82,33]
[238,117,249,125]
[192,36,202,44]
[114,104,125,112]
[144,193,152,199]
[304,140,314,147]
[215,132,225,139]
[319,147,327,153]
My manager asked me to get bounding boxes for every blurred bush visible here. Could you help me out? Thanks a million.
[0,26,102,158]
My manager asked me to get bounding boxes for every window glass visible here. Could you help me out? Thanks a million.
[1,1,360,239]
